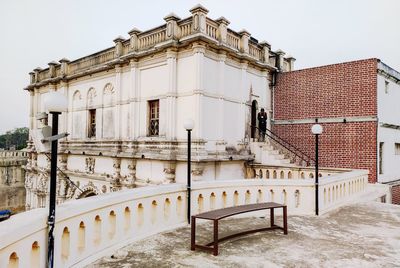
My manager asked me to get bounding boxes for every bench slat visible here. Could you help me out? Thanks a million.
[193,202,285,220]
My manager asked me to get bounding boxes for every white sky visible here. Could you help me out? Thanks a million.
[0,0,399,134]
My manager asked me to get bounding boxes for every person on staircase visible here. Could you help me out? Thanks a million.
[258,108,267,142]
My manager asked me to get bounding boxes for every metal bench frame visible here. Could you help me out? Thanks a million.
[190,202,288,256]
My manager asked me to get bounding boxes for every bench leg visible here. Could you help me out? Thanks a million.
[270,208,274,227]
[191,216,196,250]
[213,220,219,256]
[283,206,288,235]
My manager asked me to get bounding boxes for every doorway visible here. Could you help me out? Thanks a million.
[251,100,258,139]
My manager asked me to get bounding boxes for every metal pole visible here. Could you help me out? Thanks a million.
[47,112,60,268]
[187,129,191,224]
[315,134,319,216]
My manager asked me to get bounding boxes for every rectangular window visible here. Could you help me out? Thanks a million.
[148,100,159,136]
[395,143,400,155]
[379,142,384,174]
[88,109,96,138]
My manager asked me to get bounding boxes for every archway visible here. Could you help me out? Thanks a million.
[251,100,258,139]
[77,190,97,199]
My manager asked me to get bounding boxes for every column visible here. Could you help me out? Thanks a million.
[193,43,206,139]
[217,52,226,144]
[166,48,178,140]
[129,59,140,139]
[29,90,35,130]
[240,61,249,139]
[115,65,122,139]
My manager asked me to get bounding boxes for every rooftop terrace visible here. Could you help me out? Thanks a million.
[90,201,400,268]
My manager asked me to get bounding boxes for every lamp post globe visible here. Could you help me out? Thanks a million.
[44,91,68,113]
[184,118,194,131]
[311,124,323,135]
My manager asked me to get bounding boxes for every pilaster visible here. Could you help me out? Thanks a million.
[240,61,249,139]
[166,49,178,139]
[115,65,123,139]
[217,52,227,142]
[193,43,206,139]
[129,59,140,139]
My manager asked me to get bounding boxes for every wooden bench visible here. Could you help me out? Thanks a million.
[190,202,287,256]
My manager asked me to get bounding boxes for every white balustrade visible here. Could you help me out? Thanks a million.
[0,168,369,267]
[227,31,240,50]
[319,170,369,214]
[205,19,218,39]
[138,28,166,49]
[179,20,192,38]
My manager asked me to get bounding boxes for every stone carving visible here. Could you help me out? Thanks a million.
[163,161,176,184]
[38,174,48,193]
[85,157,95,174]
[66,180,79,199]
[101,185,107,193]
[123,160,136,188]
[87,87,96,106]
[111,158,121,188]
[59,155,68,171]
[73,90,82,101]
[191,162,204,180]
[103,83,115,95]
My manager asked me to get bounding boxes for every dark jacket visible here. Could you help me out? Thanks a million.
[258,112,267,130]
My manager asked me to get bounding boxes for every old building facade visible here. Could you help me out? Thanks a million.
[273,58,400,204]
[0,151,27,212]
[24,5,294,209]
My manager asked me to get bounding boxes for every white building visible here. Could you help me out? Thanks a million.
[24,5,294,209]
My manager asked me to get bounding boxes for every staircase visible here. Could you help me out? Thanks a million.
[249,126,315,167]
[250,140,293,166]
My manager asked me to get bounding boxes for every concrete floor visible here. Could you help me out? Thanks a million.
[89,201,400,268]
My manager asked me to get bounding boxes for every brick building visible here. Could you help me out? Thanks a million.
[273,58,400,204]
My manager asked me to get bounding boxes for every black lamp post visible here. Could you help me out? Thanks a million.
[311,124,323,216]
[184,119,194,224]
[43,91,68,268]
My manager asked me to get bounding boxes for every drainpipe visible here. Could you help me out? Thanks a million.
[271,69,278,130]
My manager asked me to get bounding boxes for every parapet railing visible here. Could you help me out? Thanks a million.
[0,151,28,158]
[0,169,369,268]
[28,6,279,86]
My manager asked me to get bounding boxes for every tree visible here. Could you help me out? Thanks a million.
[0,127,29,150]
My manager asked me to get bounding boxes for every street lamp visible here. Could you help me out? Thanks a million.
[184,118,194,224]
[43,91,68,268]
[311,124,323,216]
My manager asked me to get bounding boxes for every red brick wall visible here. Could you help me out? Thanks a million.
[273,59,378,183]
[275,59,378,120]
[392,184,400,205]
[273,122,377,183]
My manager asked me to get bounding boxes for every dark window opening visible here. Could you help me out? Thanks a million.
[149,100,159,136]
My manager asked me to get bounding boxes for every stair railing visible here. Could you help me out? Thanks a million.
[251,125,315,166]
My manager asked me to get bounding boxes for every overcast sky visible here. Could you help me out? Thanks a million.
[0,0,399,134]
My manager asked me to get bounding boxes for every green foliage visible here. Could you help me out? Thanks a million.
[0,127,29,150]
